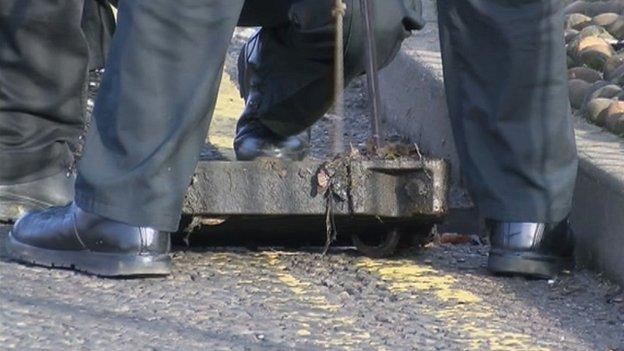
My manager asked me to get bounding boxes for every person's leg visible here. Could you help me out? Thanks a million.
[0,0,89,184]
[437,0,578,277]
[8,0,245,276]
[0,0,92,221]
[75,0,245,232]
[237,0,294,27]
[75,0,116,165]
[234,0,424,160]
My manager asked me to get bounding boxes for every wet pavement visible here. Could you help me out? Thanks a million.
[1,225,623,350]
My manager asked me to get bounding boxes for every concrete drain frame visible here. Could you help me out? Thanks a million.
[182,157,449,257]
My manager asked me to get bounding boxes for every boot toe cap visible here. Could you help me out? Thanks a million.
[234,136,270,161]
[11,210,46,244]
[235,134,309,161]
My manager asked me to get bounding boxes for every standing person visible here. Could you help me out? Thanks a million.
[233,0,579,279]
[0,0,116,222]
[437,0,577,278]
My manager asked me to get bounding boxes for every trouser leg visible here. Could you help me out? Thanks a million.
[81,0,116,71]
[237,0,423,137]
[0,0,90,184]
[75,0,245,231]
[437,0,578,223]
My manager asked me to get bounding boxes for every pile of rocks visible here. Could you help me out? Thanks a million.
[565,0,624,136]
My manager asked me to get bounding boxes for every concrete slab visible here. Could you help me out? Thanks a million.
[183,158,449,219]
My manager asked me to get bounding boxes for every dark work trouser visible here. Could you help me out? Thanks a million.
[237,0,423,136]
[437,0,577,223]
[82,0,116,71]
[75,0,420,231]
[0,0,115,184]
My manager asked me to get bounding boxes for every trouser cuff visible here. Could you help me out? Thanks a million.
[75,192,182,232]
[478,201,572,224]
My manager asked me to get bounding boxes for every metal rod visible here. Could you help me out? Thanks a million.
[360,0,383,150]
[332,0,347,155]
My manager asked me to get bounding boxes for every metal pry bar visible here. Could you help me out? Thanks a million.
[332,0,347,155]
[360,0,383,150]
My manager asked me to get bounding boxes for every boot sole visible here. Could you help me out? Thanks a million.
[488,250,573,279]
[6,232,172,277]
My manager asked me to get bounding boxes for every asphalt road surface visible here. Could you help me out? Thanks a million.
[1,224,623,351]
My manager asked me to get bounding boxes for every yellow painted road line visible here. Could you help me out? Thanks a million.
[206,75,380,349]
[209,73,245,159]
[358,258,551,351]
[264,253,340,312]
[200,68,550,351]
[203,252,378,350]
[262,252,378,350]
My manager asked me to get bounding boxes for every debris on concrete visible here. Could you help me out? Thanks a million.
[437,233,473,246]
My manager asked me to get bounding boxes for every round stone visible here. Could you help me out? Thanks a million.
[572,36,615,71]
[566,13,592,30]
[568,67,603,83]
[605,111,624,134]
[607,16,624,40]
[592,12,620,27]
[577,25,617,43]
[570,36,613,58]
[565,29,580,44]
[589,83,623,101]
[569,79,593,109]
[609,64,624,85]
[578,47,614,71]
[584,98,614,125]
[583,80,610,101]
[603,54,624,80]
[604,100,624,134]
[607,100,624,115]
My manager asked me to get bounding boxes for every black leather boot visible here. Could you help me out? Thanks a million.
[0,171,74,223]
[234,120,309,161]
[487,219,575,278]
[6,203,171,277]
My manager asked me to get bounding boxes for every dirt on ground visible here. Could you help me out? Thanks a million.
[2,225,623,350]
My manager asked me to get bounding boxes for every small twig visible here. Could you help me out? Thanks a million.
[322,192,338,255]
[414,142,432,181]
[413,142,423,160]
